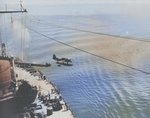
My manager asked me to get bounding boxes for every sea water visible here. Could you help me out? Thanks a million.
[28,14,150,118]
[1,12,150,118]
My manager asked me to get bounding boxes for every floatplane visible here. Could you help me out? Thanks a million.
[53,54,72,66]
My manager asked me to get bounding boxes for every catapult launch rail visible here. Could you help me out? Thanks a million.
[15,62,51,67]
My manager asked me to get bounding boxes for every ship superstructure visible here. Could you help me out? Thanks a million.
[0,4,38,118]
[0,42,38,118]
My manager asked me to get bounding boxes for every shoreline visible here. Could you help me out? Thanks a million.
[15,66,75,118]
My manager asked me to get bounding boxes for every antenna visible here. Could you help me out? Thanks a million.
[5,4,7,11]
[20,0,22,11]
[11,13,13,24]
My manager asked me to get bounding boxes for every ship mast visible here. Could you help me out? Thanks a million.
[0,2,27,60]
[0,2,27,98]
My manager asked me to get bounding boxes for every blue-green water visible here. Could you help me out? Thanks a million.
[1,13,150,118]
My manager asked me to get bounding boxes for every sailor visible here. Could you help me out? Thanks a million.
[38,91,41,99]
[48,91,50,100]
[39,85,41,91]
[51,89,53,94]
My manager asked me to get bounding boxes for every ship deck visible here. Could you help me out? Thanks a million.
[15,67,75,118]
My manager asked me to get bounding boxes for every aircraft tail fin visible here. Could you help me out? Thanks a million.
[53,54,56,60]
